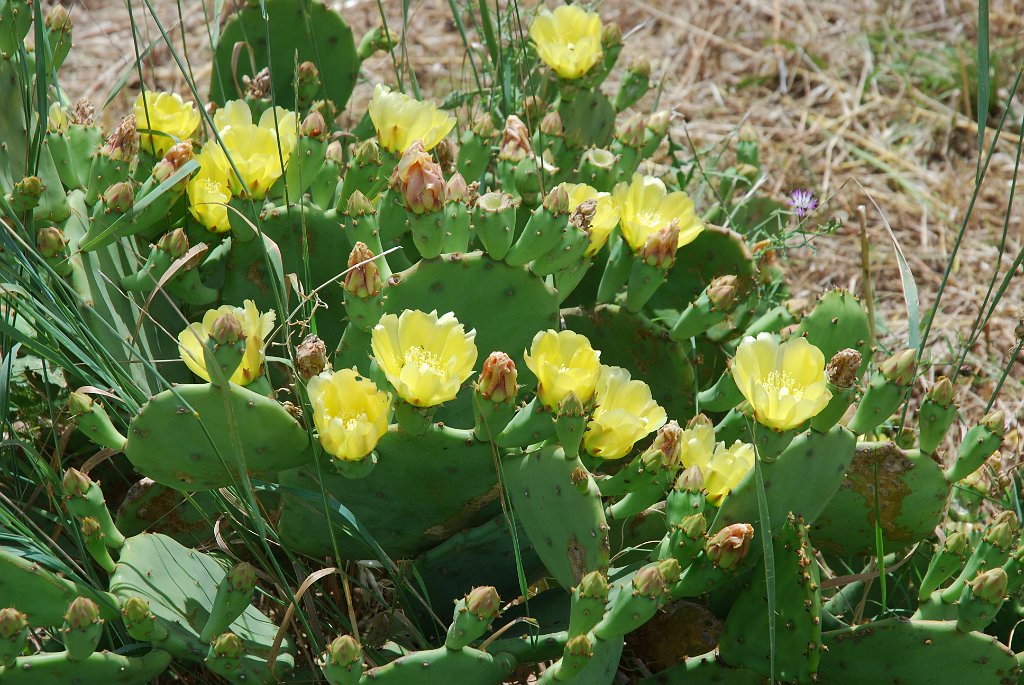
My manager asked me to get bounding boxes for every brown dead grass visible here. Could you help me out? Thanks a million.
[62,0,1022,451]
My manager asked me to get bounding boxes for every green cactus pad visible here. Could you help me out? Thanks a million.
[558,91,615,149]
[109,533,292,681]
[277,425,503,559]
[0,548,118,628]
[811,442,949,556]
[818,618,1019,684]
[116,478,219,546]
[211,0,358,111]
[503,446,610,589]
[718,516,822,682]
[382,251,559,387]
[561,305,696,420]
[646,226,756,322]
[640,650,765,684]
[124,382,309,490]
[794,289,871,376]
[360,645,515,684]
[711,426,856,539]
[0,649,172,685]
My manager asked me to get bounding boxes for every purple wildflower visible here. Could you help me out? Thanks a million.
[787,189,818,217]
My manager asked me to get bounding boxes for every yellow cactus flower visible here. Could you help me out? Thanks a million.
[612,174,704,252]
[679,418,716,472]
[566,183,619,256]
[307,368,392,462]
[177,300,275,385]
[529,5,603,80]
[523,329,602,410]
[368,84,457,154]
[371,309,478,407]
[731,333,832,431]
[191,100,297,200]
[583,366,667,459]
[134,91,201,157]
[704,441,755,506]
[186,173,232,233]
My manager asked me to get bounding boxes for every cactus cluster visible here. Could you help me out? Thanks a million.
[1,1,1022,684]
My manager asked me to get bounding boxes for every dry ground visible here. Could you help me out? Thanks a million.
[61,0,1023,450]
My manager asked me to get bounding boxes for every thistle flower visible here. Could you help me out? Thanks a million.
[177,300,275,385]
[133,91,201,157]
[565,183,619,256]
[307,368,391,462]
[368,84,456,154]
[787,189,818,217]
[371,309,478,407]
[731,333,832,431]
[612,174,703,253]
[529,5,604,80]
[583,365,666,459]
[524,330,601,410]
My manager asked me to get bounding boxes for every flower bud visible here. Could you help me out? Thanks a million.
[212,632,244,658]
[657,557,682,584]
[472,112,497,139]
[565,633,592,657]
[558,391,586,418]
[446,172,469,204]
[121,597,151,624]
[601,22,622,49]
[242,67,272,99]
[982,410,1006,436]
[927,376,955,407]
[616,111,646,149]
[985,511,1019,549]
[465,586,501,620]
[676,464,704,492]
[353,139,380,166]
[152,140,196,183]
[71,98,96,126]
[390,141,445,214]
[539,110,564,137]
[647,110,671,137]
[542,183,571,214]
[826,348,862,389]
[326,635,361,666]
[639,222,679,269]
[0,608,27,639]
[296,335,328,381]
[878,348,916,385]
[63,467,93,498]
[627,56,651,78]
[227,562,257,592]
[577,570,609,600]
[45,4,71,31]
[944,530,970,556]
[65,597,101,628]
[211,312,243,345]
[632,564,668,599]
[476,351,517,404]
[706,523,754,570]
[102,182,135,213]
[80,516,101,538]
[345,189,375,217]
[100,115,138,162]
[970,567,1008,604]
[300,111,327,139]
[652,420,683,466]
[47,102,68,133]
[325,140,343,164]
[681,512,707,539]
[434,137,457,175]
[499,115,532,162]
[13,175,43,210]
[295,60,319,86]
[36,225,68,259]
[707,274,739,311]
[68,390,95,415]
[156,228,189,258]
[343,242,382,298]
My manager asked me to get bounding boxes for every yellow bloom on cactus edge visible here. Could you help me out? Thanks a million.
[133,91,201,157]
[307,368,392,462]
[523,329,602,410]
[370,309,478,407]
[177,300,276,385]
[679,418,716,472]
[529,5,603,80]
[583,366,667,459]
[704,441,755,506]
[192,99,297,200]
[186,173,232,233]
[368,84,456,155]
[731,333,832,431]
[566,183,619,256]
[612,174,704,253]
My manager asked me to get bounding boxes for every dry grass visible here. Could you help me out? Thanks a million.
[62,0,1023,450]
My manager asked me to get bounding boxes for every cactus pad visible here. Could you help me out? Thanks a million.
[116,478,218,545]
[0,649,172,685]
[124,382,309,490]
[794,289,871,376]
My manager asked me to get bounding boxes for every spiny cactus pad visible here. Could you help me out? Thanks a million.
[124,382,309,490]
[0,649,172,685]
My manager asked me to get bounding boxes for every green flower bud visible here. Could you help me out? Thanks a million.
[944,530,969,556]
[345,189,376,217]
[577,570,609,600]
[295,60,319,85]
[970,567,1008,604]
[63,467,93,498]
[542,183,571,214]
[227,562,257,592]
[36,225,68,259]
[48,102,69,134]
[985,511,1019,549]
[121,597,152,624]
[102,182,135,214]
[325,140,344,164]
[707,274,739,311]
[706,523,754,570]
[651,420,683,467]
[681,512,707,539]
[646,111,671,137]
[615,111,645,149]
[639,223,679,269]
[446,172,469,204]
[472,112,497,139]
[656,558,682,584]
[982,410,1006,436]
[676,464,704,492]
[521,96,546,124]
[79,516,101,537]
[65,597,101,628]
[353,139,380,166]
[211,312,243,345]
[326,635,361,666]
[565,633,592,657]
[0,608,28,639]
[601,22,622,49]
[878,348,916,385]
[632,564,668,599]
[45,5,72,32]
[212,632,244,658]
[539,110,563,138]
[156,228,189,259]
[927,376,955,406]
[464,586,501,620]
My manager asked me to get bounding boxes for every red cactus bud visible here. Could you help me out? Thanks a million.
[152,140,196,183]
[707,274,739,311]
[36,225,68,259]
[706,523,754,570]
[639,222,679,269]
[325,140,343,164]
[156,228,189,258]
[390,141,445,214]
[102,182,135,213]
[446,172,469,204]
[465,586,501,620]
[476,352,517,403]
[211,312,242,344]
[343,242,382,298]
[540,110,563,137]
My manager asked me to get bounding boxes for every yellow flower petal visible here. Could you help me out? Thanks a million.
[523,329,602,409]
[705,441,755,506]
[368,84,456,154]
[583,365,666,459]
[612,174,705,252]
[308,368,391,462]
[176,300,274,385]
[529,5,604,80]
[566,183,619,256]
[134,91,201,157]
